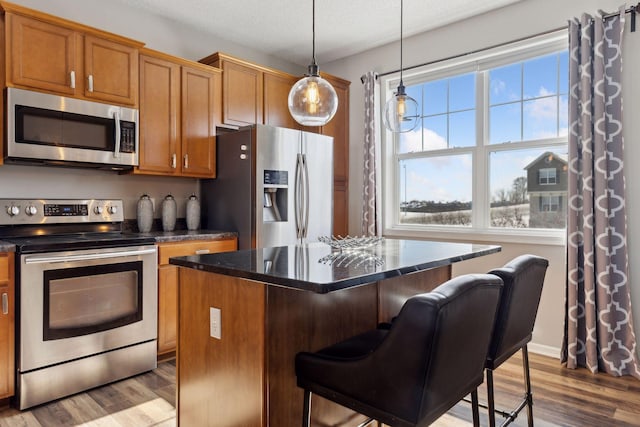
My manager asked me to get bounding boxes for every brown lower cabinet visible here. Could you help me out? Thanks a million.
[157,238,237,357]
[0,252,15,400]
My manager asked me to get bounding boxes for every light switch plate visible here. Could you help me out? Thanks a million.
[210,307,221,339]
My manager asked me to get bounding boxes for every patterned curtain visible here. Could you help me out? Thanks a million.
[361,71,381,236]
[562,8,640,378]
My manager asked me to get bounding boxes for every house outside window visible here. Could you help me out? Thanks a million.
[382,31,568,243]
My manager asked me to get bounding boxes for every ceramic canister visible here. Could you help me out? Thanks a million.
[161,194,177,232]
[186,194,200,231]
[136,194,154,233]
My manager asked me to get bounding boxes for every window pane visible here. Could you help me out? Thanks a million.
[406,84,422,112]
[449,110,475,148]
[523,97,558,140]
[422,116,448,150]
[490,63,521,105]
[399,155,472,227]
[523,54,558,99]
[449,74,475,111]
[423,80,447,115]
[490,148,567,229]
[490,103,521,144]
[398,129,423,154]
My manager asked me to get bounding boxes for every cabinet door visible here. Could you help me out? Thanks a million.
[158,265,178,355]
[263,72,300,130]
[0,253,15,399]
[181,66,219,178]
[7,13,79,95]
[138,54,181,175]
[220,60,263,126]
[84,35,138,106]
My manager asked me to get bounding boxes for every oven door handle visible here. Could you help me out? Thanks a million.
[23,248,157,264]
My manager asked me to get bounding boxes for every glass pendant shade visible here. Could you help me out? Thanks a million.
[288,66,338,126]
[383,84,419,133]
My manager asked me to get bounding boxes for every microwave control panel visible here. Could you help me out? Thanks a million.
[119,121,136,153]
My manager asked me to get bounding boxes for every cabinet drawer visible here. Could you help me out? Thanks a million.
[0,255,8,282]
[158,239,236,265]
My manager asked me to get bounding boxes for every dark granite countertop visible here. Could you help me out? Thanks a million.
[169,238,501,293]
[133,229,237,243]
[0,241,16,252]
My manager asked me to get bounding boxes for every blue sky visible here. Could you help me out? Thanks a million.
[398,51,568,204]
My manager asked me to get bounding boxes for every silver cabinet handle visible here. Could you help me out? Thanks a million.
[113,110,121,159]
[88,74,94,92]
[195,249,211,255]
[184,154,189,169]
[171,153,177,169]
[2,293,7,315]
[70,71,76,89]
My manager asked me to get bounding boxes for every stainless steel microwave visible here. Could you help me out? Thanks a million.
[5,88,139,170]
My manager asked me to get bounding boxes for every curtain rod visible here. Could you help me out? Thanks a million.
[363,25,566,83]
[601,2,639,31]
[362,4,640,84]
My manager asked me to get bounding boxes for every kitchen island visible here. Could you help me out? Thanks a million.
[170,238,500,426]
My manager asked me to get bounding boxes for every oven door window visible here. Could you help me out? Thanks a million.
[43,261,143,340]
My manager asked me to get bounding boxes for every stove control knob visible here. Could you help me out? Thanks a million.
[108,205,118,215]
[25,205,37,216]
[94,206,104,215]
[6,205,19,217]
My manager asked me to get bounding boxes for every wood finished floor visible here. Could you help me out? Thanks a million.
[0,352,639,426]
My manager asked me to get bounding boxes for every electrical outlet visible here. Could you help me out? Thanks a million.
[210,307,221,339]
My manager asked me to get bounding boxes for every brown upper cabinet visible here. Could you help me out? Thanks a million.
[200,52,301,130]
[136,49,221,178]
[3,3,141,106]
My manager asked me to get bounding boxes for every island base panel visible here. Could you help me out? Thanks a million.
[178,268,266,427]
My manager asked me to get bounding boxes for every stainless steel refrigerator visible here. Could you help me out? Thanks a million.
[201,124,333,249]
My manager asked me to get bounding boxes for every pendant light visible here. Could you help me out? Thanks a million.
[383,0,419,133]
[288,0,338,127]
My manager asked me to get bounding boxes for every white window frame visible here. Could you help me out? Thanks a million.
[540,195,560,212]
[381,30,568,246]
[539,168,557,185]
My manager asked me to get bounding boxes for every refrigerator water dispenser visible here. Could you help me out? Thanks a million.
[263,170,288,222]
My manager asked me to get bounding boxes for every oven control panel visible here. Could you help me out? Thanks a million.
[0,199,124,225]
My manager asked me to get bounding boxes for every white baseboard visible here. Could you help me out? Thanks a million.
[528,342,561,359]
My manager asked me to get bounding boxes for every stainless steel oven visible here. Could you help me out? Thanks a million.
[0,199,157,410]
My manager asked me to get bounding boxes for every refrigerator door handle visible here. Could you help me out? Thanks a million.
[301,153,310,238]
[295,153,304,240]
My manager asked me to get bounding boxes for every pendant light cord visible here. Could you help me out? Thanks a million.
[312,0,316,66]
[399,0,404,87]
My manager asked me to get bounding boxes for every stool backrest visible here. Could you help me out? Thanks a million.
[401,274,503,425]
[486,254,549,368]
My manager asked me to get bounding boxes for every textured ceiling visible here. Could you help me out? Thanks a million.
[112,0,523,66]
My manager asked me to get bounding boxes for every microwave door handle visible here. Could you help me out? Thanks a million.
[113,110,121,159]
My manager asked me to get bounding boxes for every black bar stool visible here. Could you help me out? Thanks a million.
[485,254,549,427]
[295,273,504,427]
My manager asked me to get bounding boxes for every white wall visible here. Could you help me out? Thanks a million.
[323,0,640,358]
